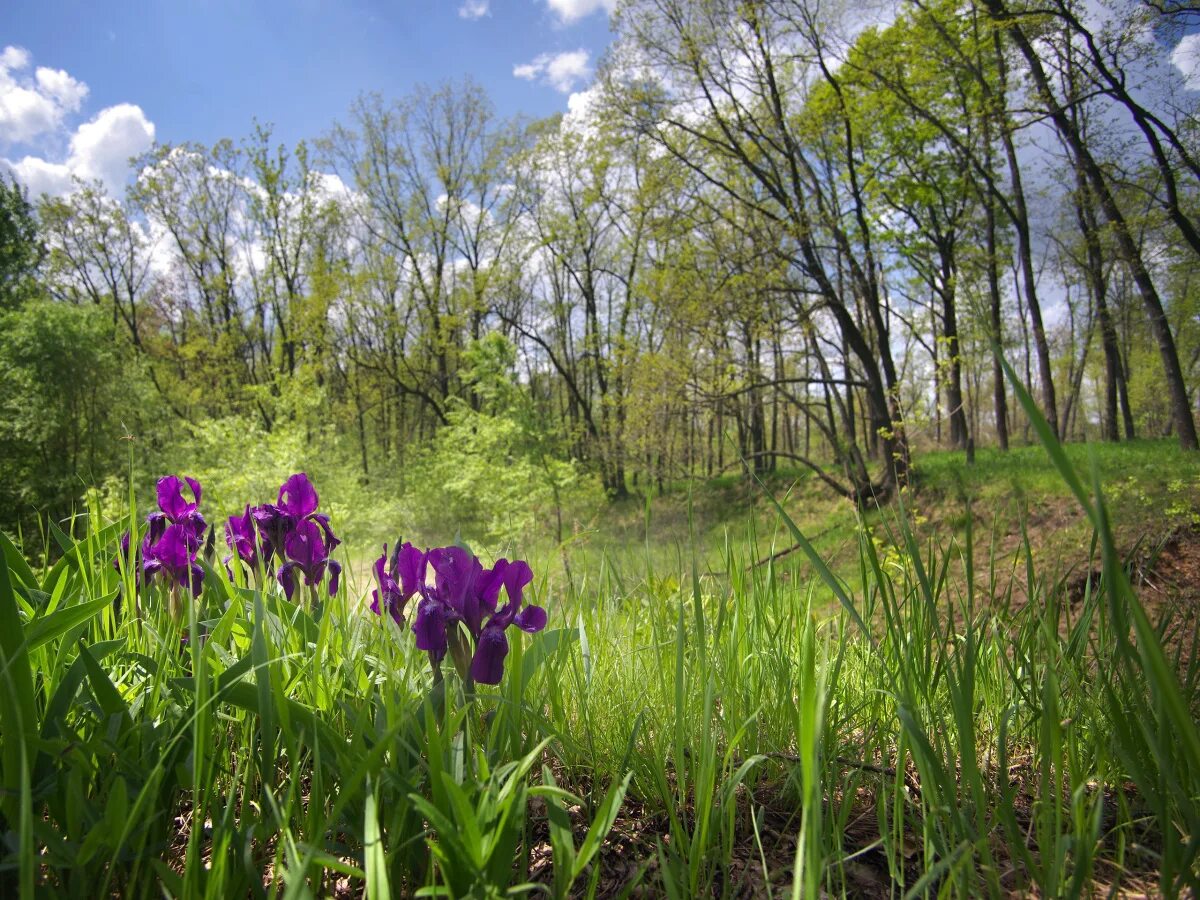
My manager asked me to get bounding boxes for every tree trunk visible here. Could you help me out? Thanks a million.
[985,182,1009,450]
[994,29,1058,437]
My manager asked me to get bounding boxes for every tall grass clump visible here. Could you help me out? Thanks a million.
[0,368,1198,897]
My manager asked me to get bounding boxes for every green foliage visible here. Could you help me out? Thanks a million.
[1126,344,1174,437]
[407,335,599,542]
[4,7,1200,892]
[408,737,547,898]
[0,299,151,547]
[134,412,407,551]
[0,175,42,311]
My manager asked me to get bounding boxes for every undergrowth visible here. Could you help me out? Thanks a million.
[0,374,1198,898]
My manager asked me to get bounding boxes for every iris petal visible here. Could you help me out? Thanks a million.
[503,561,533,607]
[413,597,449,661]
[277,562,298,602]
[480,558,509,611]
[185,477,202,507]
[309,513,340,551]
[284,520,326,570]
[156,476,187,520]
[278,473,319,519]
[225,505,258,567]
[470,627,509,685]
[395,542,427,599]
[514,604,547,633]
[429,546,480,615]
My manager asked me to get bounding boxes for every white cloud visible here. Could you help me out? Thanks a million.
[7,104,155,198]
[4,155,73,196]
[565,85,605,132]
[0,44,89,144]
[544,0,616,24]
[309,170,352,199]
[1172,33,1200,91]
[35,67,88,111]
[0,46,154,196]
[513,49,592,93]
[0,87,62,144]
[458,0,489,19]
[0,46,30,71]
[66,103,155,192]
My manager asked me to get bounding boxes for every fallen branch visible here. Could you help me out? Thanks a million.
[752,524,838,568]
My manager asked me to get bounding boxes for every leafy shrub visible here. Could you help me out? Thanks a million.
[0,299,154,548]
[405,334,600,543]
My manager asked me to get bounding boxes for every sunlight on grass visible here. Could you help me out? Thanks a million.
[2,419,1198,897]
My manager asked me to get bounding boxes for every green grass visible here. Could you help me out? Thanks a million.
[2,431,1199,896]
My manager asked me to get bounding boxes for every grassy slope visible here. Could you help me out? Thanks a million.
[549,439,1200,597]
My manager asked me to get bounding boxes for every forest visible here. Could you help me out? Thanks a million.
[2,0,1198,543]
[1,0,1199,896]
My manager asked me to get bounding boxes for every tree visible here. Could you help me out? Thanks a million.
[610,0,912,502]
[321,81,519,430]
[0,299,150,543]
[0,175,42,310]
[982,0,1199,450]
[503,109,661,498]
[840,15,984,450]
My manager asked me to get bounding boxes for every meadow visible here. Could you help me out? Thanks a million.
[4,0,1200,893]
[2,384,1199,900]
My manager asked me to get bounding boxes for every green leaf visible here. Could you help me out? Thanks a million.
[748,468,874,646]
[574,772,631,880]
[520,627,577,696]
[0,550,37,821]
[540,766,577,897]
[40,639,124,739]
[996,350,1092,517]
[364,779,392,900]
[174,676,340,762]
[79,642,134,739]
[48,519,75,556]
[25,592,116,651]
[42,516,129,596]
[0,530,37,593]
[440,773,486,867]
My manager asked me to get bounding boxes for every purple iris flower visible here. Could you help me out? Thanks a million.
[143,522,205,597]
[370,541,427,626]
[470,559,546,684]
[147,475,207,552]
[412,546,483,663]
[252,473,339,566]
[224,505,258,574]
[276,519,342,602]
[409,547,546,685]
[113,475,208,599]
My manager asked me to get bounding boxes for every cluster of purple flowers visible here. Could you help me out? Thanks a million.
[115,472,545,687]
[224,473,342,602]
[116,475,208,598]
[370,543,547,685]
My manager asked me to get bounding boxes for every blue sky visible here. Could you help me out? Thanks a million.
[0,0,615,195]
